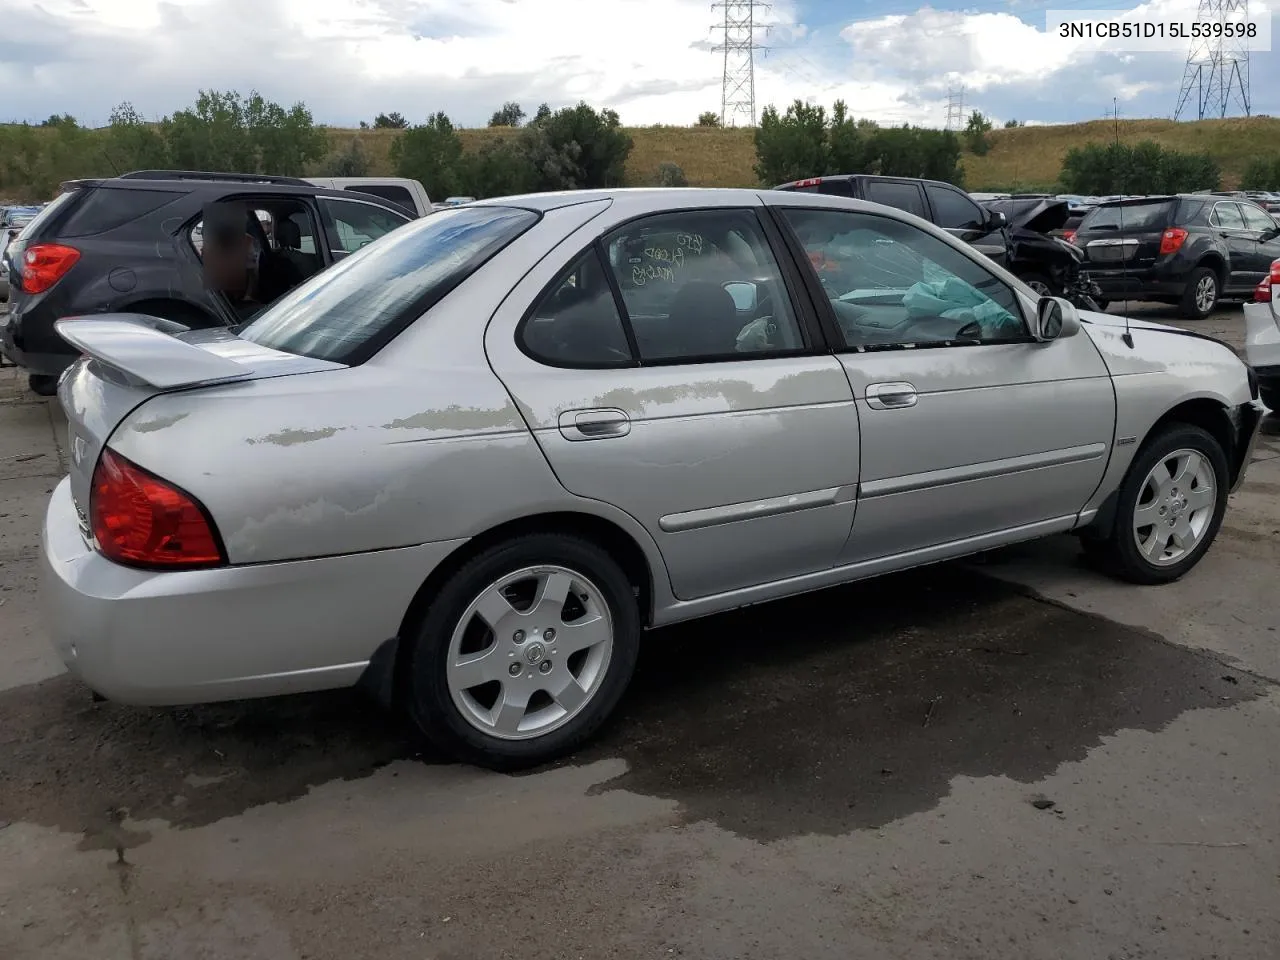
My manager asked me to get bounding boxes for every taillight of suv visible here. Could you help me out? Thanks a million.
[1253,259,1280,303]
[1159,228,1188,255]
[20,243,80,294]
[90,448,226,569]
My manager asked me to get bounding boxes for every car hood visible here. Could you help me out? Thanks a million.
[1079,311,1232,348]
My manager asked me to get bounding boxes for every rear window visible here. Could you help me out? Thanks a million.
[239,205,538,364]
[1079,200,1175,232]
[10,191,76,240]
[59,187,181,237]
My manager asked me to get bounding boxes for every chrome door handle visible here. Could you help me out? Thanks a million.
[558,408,631,441]
[865,381,918,410]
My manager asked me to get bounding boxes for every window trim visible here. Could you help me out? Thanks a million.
[514,205,829,371]
[317,194,413,256]
[765,203,1035,353]
[1209,201,1246,231]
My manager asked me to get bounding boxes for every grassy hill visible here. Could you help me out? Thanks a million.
[326,116,1280,192]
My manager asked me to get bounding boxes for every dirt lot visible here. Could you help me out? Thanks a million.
[1,304,1278,959]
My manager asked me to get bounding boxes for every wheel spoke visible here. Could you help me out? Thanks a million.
[1169,453,1194,487]
[555,612,612,656]
[449,647,500,689]
[1133,499,1162,529]
[1186,485,1215,512]
[533,571,573,613]
[1140,525,1171,561]
[490,683,533,735]
[549,675,588,713]
[473,587,517,630]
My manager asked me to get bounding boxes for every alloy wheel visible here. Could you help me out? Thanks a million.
[1131,448,1216,566]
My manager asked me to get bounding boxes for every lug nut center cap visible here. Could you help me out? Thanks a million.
[524,642,545,664]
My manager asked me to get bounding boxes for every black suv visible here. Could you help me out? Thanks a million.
[1073,194,1280,319]
[773,175,1009,266]
[1,170,414,394]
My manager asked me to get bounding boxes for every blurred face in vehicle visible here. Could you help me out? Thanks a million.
[203,224,254,296]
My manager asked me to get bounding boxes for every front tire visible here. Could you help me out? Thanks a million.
[1018,272,1055,298]
[403,533,641,770]
[27,373,58,397]
[1180,267,1218,319]
[1084,424,1229,584]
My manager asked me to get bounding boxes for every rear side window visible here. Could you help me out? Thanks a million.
[865,180,926,219]
[59,187,181,238]
[1211,203,1245,229]
[239,205,538,363]
[1080,201,1175,232]
[345,184,416,213]
[10,191,77,240]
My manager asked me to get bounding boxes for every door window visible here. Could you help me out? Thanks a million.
[925,185,985,230]
[520,249,633,366]
[601,208,807,362]
[1211,202,1245,230]
[864,180,926,219]
[1240,203,1276,232]
[321,198,410,253]
[781,207,1028,348]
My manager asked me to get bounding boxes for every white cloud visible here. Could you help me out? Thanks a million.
[0,0,1272,129]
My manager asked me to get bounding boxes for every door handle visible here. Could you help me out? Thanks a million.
[558,408,631,441]
[865,381,918,410]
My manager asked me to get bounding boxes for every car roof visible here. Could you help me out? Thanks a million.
[61,175,411,208]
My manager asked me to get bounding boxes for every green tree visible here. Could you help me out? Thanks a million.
[104,102,169,172]
[162,90,257,171]
[373,112,408,129]
[964,110,993,155]
[696,111,721,127]
[532,103,553,124]
[1240,157,1280,191]
[753,100,829,185]
[655,161,688,186]
[1003,118,1024,128]
[488,102,526,127]
[1060,140,1219,194]
[245,93,328,174]
[535,102,633,188]
[390,112,465,198]
[323,136,371,177]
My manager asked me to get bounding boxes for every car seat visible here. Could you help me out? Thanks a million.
[663,280,743,357]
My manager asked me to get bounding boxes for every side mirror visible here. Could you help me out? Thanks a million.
[986,210,1007,231]
[1034,296,1081,341]
[724,280,758,311]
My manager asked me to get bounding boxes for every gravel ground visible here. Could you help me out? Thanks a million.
[1,302,1277,959]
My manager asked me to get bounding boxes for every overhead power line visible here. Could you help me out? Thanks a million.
[1173,0,1251,119]
[711,1,771,127]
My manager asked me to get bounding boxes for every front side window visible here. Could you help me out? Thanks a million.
[1241,203,1276,232]
[601,208,806,361]
[321,198,411,253]
[240,205,538,363]
[781,207,1027,349]
[926,185,984,231]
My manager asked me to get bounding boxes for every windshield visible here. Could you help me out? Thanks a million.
[239,205,539,363]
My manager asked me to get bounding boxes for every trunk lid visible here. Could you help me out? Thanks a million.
[1076,198,1177,272]
[56,313,341,537]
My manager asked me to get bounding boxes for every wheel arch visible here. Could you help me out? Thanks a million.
[1195,253,1227,288]
[378,510,662,708]
[1084,395,1236,540]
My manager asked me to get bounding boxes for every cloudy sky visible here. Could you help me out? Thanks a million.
[1,0,1273,129]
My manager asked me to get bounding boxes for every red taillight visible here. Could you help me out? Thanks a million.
[793,177,822,188]
[90,448,225,568]
[1063,230,1076,244]
[1254,259,1280,302]
[20,243,80,294]
[1159,227,1188,256]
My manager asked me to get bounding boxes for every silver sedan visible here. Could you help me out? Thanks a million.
[41,188,1265,768]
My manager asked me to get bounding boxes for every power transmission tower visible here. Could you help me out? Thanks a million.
[712,1,770,127]
[944,87,965,130]
[1173,0,1251,119]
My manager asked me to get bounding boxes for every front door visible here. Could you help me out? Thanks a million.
[317,196,412,261]
[485,199,861,601]
[1240,201,1280,282]
[1209,201,1257,291]
[767,199,1115,564]
[922,182,1008,266]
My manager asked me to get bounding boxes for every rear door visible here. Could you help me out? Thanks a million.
[1209,201,1256,289]
[1240,201,1280,282]
[863,179,927,219]
[484,195,861,601]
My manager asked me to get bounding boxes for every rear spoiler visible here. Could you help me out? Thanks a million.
[54,314,255,390]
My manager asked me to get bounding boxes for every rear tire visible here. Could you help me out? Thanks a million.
[27,374,57,397]
[403,533,641,770]
[1180,267,1218,320]
[1261,387,1279,413]
[1083,423,1229,585]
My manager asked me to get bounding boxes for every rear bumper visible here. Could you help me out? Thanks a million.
[40,477,466,706]
[1,298,78,376]
[1243,300,1280,372]
[1082,266,1187,300]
